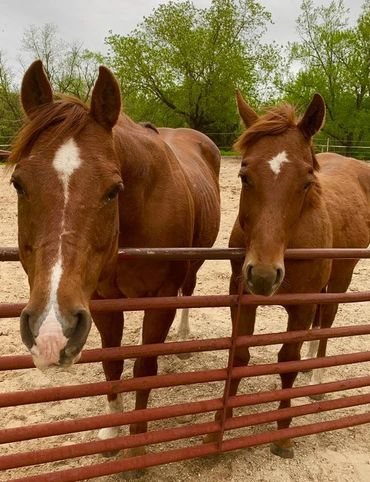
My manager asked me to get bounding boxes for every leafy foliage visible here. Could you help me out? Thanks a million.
[0,24,102,151]
[0,54,21,149]
[285,0,370,158]
[106,0,283,135]
[21,24,101,102]
[0,2,369,158]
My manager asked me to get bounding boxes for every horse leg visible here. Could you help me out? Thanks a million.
[93,310,124,448]
[176,261,203,359]
[270,303,316,459]
[309,262,356,394]
[129,299,178,456]
[302,296,322,364]
[306,302,338,398]
[177,297,191,340]
[177,260,203,340]
[204,274,257,444]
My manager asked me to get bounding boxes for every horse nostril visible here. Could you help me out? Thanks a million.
[71,309,92,345]
[275,267,284,286]
[246,264,253,283]
[20,309,34,349]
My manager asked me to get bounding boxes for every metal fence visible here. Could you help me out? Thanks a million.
[202,134,370,160]
[1,136,370,161]
[0,247,370,481]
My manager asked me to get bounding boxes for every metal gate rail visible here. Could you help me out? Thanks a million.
[0,247,369,480]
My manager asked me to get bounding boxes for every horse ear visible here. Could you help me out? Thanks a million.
[90,66,121,130]
[236,90,258,128]
[298,93,326,139]
[21,60,53,118]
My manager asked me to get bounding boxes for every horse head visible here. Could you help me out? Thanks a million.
[10,61,123,368]
[234,91,326,296]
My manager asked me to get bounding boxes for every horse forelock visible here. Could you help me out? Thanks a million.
[7,96,90,167]
[234,104,298,153]
[234,103,320,171]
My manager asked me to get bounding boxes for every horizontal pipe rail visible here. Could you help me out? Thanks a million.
[1,323,370,371]
[1,247,370,262]
[121,247,370,260]
[1,351,370,408]
[1,375,370,445]
[2,391,370,471]
[0,419,219,471]
[8,411,370,482]
[1,290,370,319]
[0,245,369,480]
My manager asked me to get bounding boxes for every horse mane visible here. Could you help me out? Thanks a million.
[7,96,90,166]
[139,121,159,134]
[234,102,319,171]
[234,103,298,154]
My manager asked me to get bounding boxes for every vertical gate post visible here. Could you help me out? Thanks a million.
[217,280,245,449]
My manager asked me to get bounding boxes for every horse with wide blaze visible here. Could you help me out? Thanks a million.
[8,60,221,451]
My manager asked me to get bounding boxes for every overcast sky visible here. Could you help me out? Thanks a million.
[0,0,365,79]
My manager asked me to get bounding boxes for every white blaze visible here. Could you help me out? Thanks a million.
[268,150,290,176]
[31,138,82,368]
[53,138,83,203]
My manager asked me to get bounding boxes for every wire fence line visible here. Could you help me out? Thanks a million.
[0,127,370,160]
[204,133,370,160]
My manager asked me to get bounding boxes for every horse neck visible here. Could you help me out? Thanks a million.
[113,116,161,181]
[112,116,175,239]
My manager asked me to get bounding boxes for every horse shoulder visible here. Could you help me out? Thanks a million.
[317,154,370,247]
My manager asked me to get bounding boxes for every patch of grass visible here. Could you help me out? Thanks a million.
[220,149,239,157]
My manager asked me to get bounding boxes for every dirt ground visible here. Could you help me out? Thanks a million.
[0,158,369,482]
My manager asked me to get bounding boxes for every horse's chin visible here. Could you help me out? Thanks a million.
[246,281,281,297]
[31,352,81,372]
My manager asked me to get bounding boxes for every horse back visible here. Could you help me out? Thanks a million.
[317,152,370,248]
[158,127,220,179]
[158,127,221,247]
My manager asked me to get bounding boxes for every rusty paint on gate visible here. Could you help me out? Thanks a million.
[0,246,369,481]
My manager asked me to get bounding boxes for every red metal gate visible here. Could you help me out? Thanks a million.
[0,247,369,481]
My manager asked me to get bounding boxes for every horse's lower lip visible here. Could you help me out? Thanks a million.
[271,283,281,295]
[246,281,280,297]
[31,359,60,371]
[59,351,82,368]
[30,351,80,369]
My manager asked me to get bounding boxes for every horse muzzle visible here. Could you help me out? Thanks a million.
[20,307,92,369]
[243,262,285,296]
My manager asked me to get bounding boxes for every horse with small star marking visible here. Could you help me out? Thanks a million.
[205,91,370,458]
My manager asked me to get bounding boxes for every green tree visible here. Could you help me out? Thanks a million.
[0,53,22,151]
[21,24,101,102]
[286,0,370,158]
[106,0,282,140]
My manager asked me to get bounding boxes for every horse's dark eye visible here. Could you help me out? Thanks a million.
[239,172,251,186]
[303,181,312,191]
[11,179,25,196]
[105,183,123,202]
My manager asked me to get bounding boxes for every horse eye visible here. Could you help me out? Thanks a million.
[303,181,312,191]
[11,179,25,196]
[239,172,250,186]
[105,183,124,202]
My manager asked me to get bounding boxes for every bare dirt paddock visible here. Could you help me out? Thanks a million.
[0,158,370,482]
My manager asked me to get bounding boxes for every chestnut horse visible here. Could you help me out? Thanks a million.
[213,92,370,457]
[9,61,220,448]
